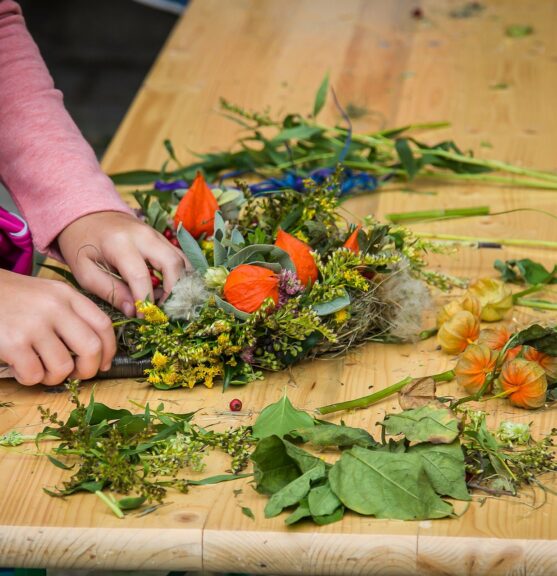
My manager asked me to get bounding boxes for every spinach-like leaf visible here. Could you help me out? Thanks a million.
[382,405,459,444]
[252,395,315,439]
[289,422,377,449]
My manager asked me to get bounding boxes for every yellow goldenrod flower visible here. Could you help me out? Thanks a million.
[136,301,168,324]
[151,351,169,369]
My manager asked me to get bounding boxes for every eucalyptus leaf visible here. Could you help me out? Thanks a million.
[329,447,454,520]
[176,225,209,274]
[252,395,315,439]
[213,294,251,320]
[312,291,351,316]
[213,238,227,267]
[382,405,459,444]
[227,244,295,272]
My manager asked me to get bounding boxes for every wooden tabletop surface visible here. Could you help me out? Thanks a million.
[2,0,557,573]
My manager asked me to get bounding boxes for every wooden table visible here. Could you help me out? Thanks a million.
[2,0,557,573]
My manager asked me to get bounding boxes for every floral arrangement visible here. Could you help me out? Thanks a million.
[130,168,445,390]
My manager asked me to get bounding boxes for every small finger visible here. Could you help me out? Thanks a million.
[69,294,117,372]
[33,335,75,386]
[11,348,45,386]
[105,243,154,305]
[56,314,103,381]
[146,240,188,299]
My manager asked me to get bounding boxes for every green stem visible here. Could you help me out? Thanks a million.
[316,369,455,415]
[512,284,547,301]
[95,490,124,519]
[387,206,490,224]
[515,298,557,311]
[414,232,557,250]
[419,327,438,340]
[451,374,495,409]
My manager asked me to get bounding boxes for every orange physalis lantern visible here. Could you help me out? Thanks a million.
[223,264,279,313]
[478,325,521,361]
[274,229,318,287]
[499,358,547,410]
[437,311,480,355]
[343,226,361,254]
[174,172,219,238]
[455,343,497,394]
[523,346,557,381]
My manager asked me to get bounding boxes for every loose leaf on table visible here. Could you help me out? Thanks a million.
[264,462,326,518]
[241,506,255,520]
[251,435,322,495]
[408,441,470,501]
[307,481,342,517]
[252,395,315,439]
[494,258,556,285]
[382,405,459,444]
[289,422,377,449]
[398,377,442,410]
[328,446,454,520]
[507,325,557,356]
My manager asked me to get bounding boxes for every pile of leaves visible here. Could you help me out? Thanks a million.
[33,381,252,517]
[111,75,557,193]
[250,395,557,525]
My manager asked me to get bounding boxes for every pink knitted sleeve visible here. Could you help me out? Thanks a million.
[0,0,133,255]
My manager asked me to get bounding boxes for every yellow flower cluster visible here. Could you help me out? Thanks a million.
[136,301,168,324]
[342,269,369,291]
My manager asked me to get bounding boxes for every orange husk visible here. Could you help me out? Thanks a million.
[437,310,480,355]
[174,171,219,238]
[223,264,279,313]
[455,343,497,394]
[343,226,361,254]
[523,346,557,381]
[477,325,521,360]
[436,293,481,328]
[274,229,318,287]
[499,358,547,409]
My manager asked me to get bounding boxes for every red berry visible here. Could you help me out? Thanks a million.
[170,237,180,248]
[150,274,161,289]
[163,228,174,239]
[411,7,423,19]
[229,398,242,412]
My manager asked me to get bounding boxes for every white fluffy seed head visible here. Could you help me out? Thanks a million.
[163,272,209,321]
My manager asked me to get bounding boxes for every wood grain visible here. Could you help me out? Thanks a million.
[2,0,557,573]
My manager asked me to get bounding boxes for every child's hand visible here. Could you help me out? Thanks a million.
[0,269,116,385]
[57,212,189,316]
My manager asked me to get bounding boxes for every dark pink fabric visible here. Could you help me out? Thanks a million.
[0,205,33,274]
[0,0,133,258]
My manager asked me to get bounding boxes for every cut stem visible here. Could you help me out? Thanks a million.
[316,369,455,415]
[387,206,490,224]
[414,232,557,250]
[515,298,557,311]
[95,490,124,519]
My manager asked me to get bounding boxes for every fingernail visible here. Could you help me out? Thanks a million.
[123,301,135,317]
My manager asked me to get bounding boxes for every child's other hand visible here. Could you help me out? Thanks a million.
[57,212,189,316]
[0,270,116,385]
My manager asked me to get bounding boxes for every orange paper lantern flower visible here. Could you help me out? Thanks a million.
[499,358,547,409]
[274,229,318,287]
[477,325,521,361]
[174,172,219,238]
[343,226,361,254]
[223,264,279,313]
[455,343,497,394]
[437,310,480,355]
[436,293,481,328]
[523,346,557,381]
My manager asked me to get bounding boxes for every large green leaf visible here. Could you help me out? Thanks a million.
[307,481,342,517]
[176,225,209,274]
[312,291,351,316]
[508,324,557,356]
[329,447,454,520]
[409,441,470,501]
[253,395,315,439]
[264,462,326,518]
[213,294,251,320]
[66,403,132,427]
[382,405,460,444]
[289,422,377,449]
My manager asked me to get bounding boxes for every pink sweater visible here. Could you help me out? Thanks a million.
[0,0,133,255]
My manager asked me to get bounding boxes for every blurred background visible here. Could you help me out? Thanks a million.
[1,0,182,213]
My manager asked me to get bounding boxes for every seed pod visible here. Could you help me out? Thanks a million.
[436,293,481,328]
[274,229,318,287]
[223,264,279,313]
[455,343,497,394]
[523,346,557,382]
[343,225,362,254]
[174,171,219,238]
[478,324,521,360]
[499,358,547,409]
[469,278,513,322]
[437,310,480,355]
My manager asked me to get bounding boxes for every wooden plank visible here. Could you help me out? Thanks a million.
[1,0,557,573]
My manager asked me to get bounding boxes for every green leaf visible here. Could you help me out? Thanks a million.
[226,244,295,272]
[117,496,147,511]
[495,258,556,285]
[313,73,329,117]
[382,405,459,444]
[176,225,209,274]
[408,441,471,501]
[312,290,351,316]
[47,454,74,470]
[307,481,342,517]
[328,447,454,520]
[313,505,345,525]
[506,24,534,38]
[253,395,315,440]
[271,125,323,144]
[264,462,326,517]
[241,506,255,520]
[507,325,557,356]
[145,199,171,233]
[110,169,161,186]
[187,473,251,486]
[213,294,251,320]
[66,403,132,427]
[285,499,312,525]
[289,422,377,449]
[395,138,418,179]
